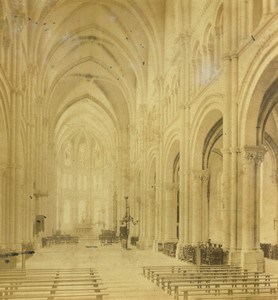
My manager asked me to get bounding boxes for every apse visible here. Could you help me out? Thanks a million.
[53,99,118,238]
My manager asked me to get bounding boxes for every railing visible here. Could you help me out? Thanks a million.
[179,243,228,265]
[42,234,78,247]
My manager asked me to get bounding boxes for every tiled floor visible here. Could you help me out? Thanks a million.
[25,240,187,299]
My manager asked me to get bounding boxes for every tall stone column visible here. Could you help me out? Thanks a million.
[230,0,240,260]
[272,170,278,244]
[201,171,209,242]
[163,182,178,241]
[0,168,7,244]
[145,189,155,247]
[241,146,266,271]
[191,171,209,245]
[153,76,164,250]
[191,172,202,245]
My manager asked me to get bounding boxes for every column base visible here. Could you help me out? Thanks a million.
[241,249,265,272]
[136,237,154,250]
[228,250,241,267]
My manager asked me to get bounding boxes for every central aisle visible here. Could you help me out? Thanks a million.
[26,241,187,299]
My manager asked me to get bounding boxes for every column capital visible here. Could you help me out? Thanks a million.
[192,170,209,182]
[242,146,267,164]
[221,148,231,155]
[230,147,240,153]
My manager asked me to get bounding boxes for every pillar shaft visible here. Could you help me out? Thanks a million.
[164,183,177,241]
[242,146,266,250]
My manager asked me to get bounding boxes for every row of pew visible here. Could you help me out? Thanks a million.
[42,235,78,247]
[142,264,278,300]
[98,230,118,245]
[159,242,227,265]
[0,268,108,299]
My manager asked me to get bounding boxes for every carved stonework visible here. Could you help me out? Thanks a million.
[192,170,209,182]
[243,146,267,165]
[177,31,191,49]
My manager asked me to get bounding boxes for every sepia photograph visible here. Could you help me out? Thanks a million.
[1,0,278,299]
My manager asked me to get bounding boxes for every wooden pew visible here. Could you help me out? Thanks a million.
[151,269,251,284]
[180,283,278,300]
[142,265,241,277]
[166,273,274,294]
[0,292,108,300]
[142,265,278,300]
[0,268,108,300]
[143,265,242,281]
[194,295,278,299]
[170,273,271,296]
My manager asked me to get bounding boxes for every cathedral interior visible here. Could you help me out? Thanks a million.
[1,0,278,299]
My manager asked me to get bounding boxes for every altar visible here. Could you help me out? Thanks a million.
[73,224,92,236]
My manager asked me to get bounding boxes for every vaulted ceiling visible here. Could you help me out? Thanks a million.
[23,0,165,154]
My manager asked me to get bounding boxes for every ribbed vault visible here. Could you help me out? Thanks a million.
[23,0,165,234]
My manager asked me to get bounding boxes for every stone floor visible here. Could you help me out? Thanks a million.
[25,240,187,300]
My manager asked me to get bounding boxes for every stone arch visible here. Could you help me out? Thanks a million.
[239,38,278,146]
[238,49,278,270]
[191,97,223,170]
[214,2,223,68]
[257,78,278,145]
[203,118,223,169]
[203,119,223,244]
[190,100,223,245]
[192,41,203,90]
[202,23,215,79]
[164,134,180,183]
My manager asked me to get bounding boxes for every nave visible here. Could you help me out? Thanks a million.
[2,1,278,297]
[24,241,181,300]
